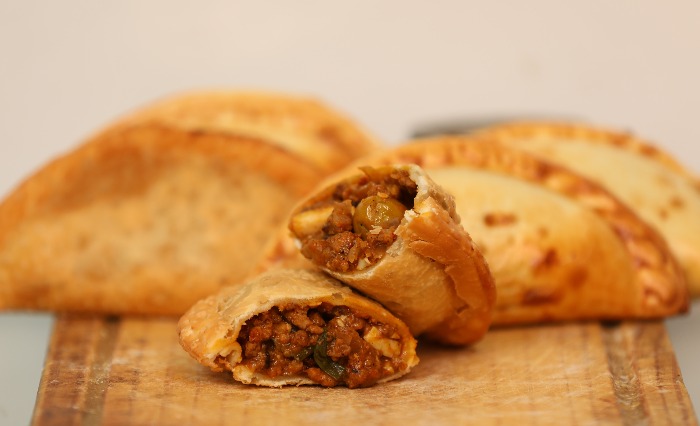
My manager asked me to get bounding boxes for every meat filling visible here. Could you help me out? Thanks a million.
[294,168,418,273]
[236,302,405,388]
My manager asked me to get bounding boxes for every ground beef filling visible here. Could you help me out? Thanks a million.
[236,303,404,388]
[299,169,418,273]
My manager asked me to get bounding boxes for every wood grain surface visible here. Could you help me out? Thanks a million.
[32,315,697,426]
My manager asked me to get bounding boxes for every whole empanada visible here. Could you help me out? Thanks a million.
[472,121,700,297]
[117,90,381,176]
[177,268,419,388]
[373,139,689,324]
[0,91,380,315]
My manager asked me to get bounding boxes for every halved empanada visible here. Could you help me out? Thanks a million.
[0,91,380,315]
[287,164,496,345]
[177,268,419,388]
[471,121,700,297]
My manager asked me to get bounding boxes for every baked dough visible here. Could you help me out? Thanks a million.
[287,164,496,345]
[116,90,381,175]
[177,268,419,388]
[265,139,688,326]
[0,91,380,315]
[472,121,700,297]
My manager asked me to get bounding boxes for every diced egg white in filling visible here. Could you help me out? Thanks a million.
[363,326,401,358]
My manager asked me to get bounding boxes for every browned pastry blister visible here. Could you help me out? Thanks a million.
[177,268,419,388]
[0,90,380,315]
[287,164,497,345]
[471,121,700,297]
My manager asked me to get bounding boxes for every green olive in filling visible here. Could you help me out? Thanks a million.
[292,168,417,273]
[353,196,407,236]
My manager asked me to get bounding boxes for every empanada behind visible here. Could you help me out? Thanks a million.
[472,122,700,297]
[0,91,380,315]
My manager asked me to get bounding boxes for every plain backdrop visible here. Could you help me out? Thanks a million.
[1,1,698,424]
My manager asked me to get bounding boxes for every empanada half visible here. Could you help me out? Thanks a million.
[287,164,496,345]
[471,121,700,297]
[177,268,419,388]
[310,139,688,325]
[0,91,381,315]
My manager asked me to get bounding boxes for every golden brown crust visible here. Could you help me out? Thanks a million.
[287,164,497,345]
[0,124,321,315]
[336,138,688,325]
[115,90,383,175]
[0,124,317,239]
[404,205,496,343]
[472,121,700,297]
[472,121,695,177]
[177,268,419,387]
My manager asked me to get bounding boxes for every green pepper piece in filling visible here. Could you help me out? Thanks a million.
[294,346,314,361]
[313,331,346,380]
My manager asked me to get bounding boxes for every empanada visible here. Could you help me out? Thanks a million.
[363,139,689,325]
[116,90,380,176]
[261,140,688,326]
[287,164,496,345]
[0,91,379,315]
[177,268,419,388]
[471,121,700,297]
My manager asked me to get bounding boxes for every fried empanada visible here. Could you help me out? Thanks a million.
[260,140,688,326]
[0,91,379,315]
[471,121,700,297]
[365,139,689,324]
[287,164,496,345]
[117,90,380,176]
[177,268,419,388]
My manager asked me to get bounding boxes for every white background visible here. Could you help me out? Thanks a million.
[1,1,698,423]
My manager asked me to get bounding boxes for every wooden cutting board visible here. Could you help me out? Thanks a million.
[32,315,697,425]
